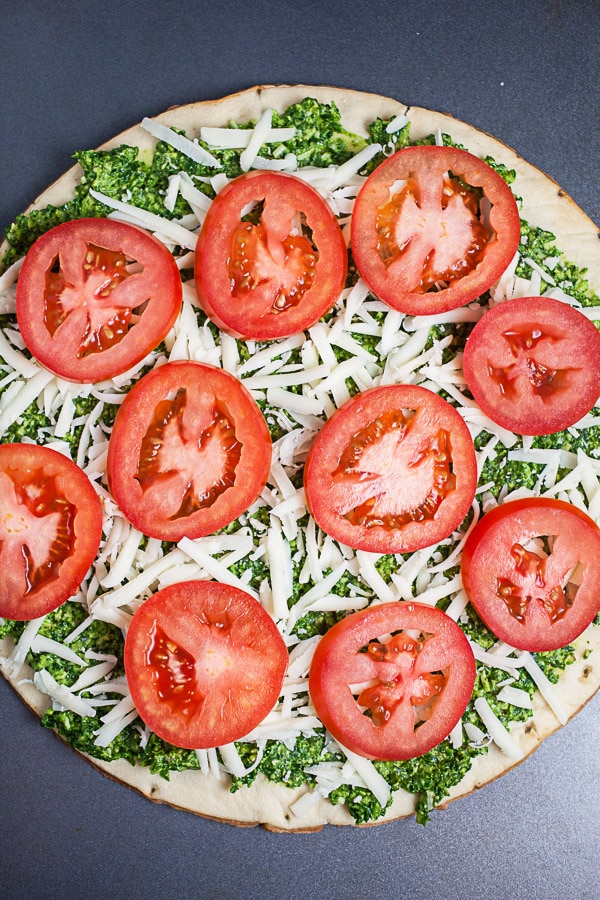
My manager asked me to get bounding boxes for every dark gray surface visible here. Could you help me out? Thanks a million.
[1,2,599,898]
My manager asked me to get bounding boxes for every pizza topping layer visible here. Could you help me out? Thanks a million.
[1,97,599,828]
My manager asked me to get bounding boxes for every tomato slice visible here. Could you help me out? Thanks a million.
[304,385,477,553]
[351,146,520,316]
[16,218,182,383]
[461,498,600,651]
[463,296,600,435]
[308,602,476,760]
[124,580,288,749]
[194,170,347,340]
[0,443,102,620]
[106,360,272,541]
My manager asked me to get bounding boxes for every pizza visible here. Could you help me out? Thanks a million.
[1,84,599,832]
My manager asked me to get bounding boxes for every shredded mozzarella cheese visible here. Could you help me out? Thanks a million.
[474,697,525,760]
[141,117,220,167]
[89,189,198,251]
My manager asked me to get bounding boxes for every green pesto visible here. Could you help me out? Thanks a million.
[62,395,120,452]
[2,203,88,271]
[460,604,497,650]
[374,554,397,580]
[476,423,600,497]
[228,538,357,639]
[293,566,378,638]
[231,733,337,793]
[329,782,387,824]
[77,146,183,218]
[142,734,201,778]
[364,119,411,174]
[534,646,576,683]
[484,156,517,185]
[41,707,144,763]
[0,617,26,641]
[271,99,368,168]
[517,223,598,308]
[374,740,487,826]
[286,738,488,826]
[294,609,347,639]
[1,393,120,450]
[228,552,271,594]
[3,403,51,443]
[42,705,198,776]
[413,133,466,150]
[27,602,124,685]
[465,665,535,728]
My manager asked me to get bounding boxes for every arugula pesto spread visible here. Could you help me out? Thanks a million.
[0,98,598,827]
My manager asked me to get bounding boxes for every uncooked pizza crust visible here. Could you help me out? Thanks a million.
[1,85,599,831]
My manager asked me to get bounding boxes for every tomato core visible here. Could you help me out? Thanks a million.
[228,222,317,314]
[357,632,446,727]
[488,324,573,402]
[148,622,200,720]
[333,409,457,529]
[43,243,139,358]
[375,175,490,291]
[0,468,76,595]
[135,389,242,519]
[495,541,577,624]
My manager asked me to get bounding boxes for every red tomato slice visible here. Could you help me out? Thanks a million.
[106,360,272,541]
[308,602,476,760]
[461,497,600,651]
[124,580,288,749]
[0,443,102,620]
[463,296,600,436]
[16,218,182,383]
[304,385,477,553]
[351,146,521,316]
[194,170,347,340]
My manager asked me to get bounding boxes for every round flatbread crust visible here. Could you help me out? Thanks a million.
[2,84,599,831]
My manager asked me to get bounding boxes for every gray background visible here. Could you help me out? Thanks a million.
[1,2,599,898]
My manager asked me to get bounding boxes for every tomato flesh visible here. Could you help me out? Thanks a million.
[0,444,103,620]
[304,385,477,553]
[228,221,317,313]
[149,622,198,719]
[351,146,521,316]
[124,581,288,749]
[461,498,600,651]
[463,296,600,435]
[195,170,347,340]
[44,242,134,356]
[107,360,272,541]
[135,390,242,518]
[16,218,182,383]
[376,174,490,290]
[308,602,476,760]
